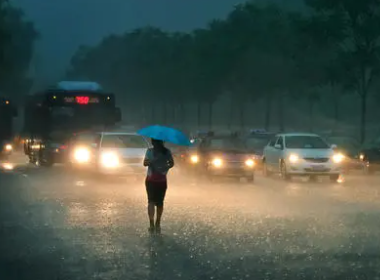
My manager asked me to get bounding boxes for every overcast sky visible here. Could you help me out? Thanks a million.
[14,0,245,85]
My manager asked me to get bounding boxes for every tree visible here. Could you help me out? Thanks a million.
[305,0,380,143]
[0,2,38,101]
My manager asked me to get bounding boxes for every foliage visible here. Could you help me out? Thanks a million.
[0,1,39,99]
[67,0,380,137]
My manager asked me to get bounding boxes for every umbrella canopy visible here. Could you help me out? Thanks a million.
[137,125,191,146]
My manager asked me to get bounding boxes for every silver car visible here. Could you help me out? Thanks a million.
[69,131,150,176]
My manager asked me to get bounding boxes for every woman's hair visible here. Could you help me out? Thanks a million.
[151,138,169,155]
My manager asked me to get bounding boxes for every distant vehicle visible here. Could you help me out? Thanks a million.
[183,133,255,182]
[358,137,380,174]
[23,81,121,166]
[68,131,149,176]
[0,97,17,158]
[245,131,274,168]
[326,136,363,171]
[263,133,343,182]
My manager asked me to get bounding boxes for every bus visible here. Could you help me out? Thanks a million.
[23,81,121,166]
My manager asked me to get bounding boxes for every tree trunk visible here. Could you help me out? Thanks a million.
[333,97,339,132]
[179,102,185,125]
[265,94,273,131]
[309,100,314,132]
[278,93,285,132]
[239,99,245,129]
[360,94,367,144]
[208,102,213,130]
[197,101,201,130]
[228,98,234,129]
[151,102,155,124]
[162,102,167,125]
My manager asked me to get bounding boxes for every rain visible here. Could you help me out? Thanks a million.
[2,0,380,279]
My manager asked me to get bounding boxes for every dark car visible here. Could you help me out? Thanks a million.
[188,134,256,182]
[0,140,13,159]
[359,138,380,174]
[327,136,364,171]
[245,132,274,168]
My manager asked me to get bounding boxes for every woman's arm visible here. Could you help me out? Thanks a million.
[167,151,174,168]
[143,149,151,166]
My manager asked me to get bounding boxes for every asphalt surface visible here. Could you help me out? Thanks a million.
[1,152,380,279]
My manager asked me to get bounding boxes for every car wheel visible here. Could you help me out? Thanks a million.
[330,174,340,182]
[246,173,255,183]
[39,150,53,167]
[280,162,291,181]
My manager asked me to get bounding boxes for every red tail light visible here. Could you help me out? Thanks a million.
[60,145,67,149]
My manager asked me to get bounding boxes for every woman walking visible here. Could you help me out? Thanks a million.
[143,138,174,233]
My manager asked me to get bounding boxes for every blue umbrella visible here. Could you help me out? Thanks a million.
[137,125,191,146]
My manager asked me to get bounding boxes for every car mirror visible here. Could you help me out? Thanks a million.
[274,144,282,149]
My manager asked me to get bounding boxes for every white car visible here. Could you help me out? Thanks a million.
[68,131,149,176]
[263,133,343,182]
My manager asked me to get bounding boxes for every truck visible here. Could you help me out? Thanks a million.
[0,97,17,159]
[23,81,121,166]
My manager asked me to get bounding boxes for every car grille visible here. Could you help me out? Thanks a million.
[303,157,329,163]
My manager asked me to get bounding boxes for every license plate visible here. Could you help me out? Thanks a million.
[311,165,325,170]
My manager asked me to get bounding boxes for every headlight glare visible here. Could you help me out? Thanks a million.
[332,153,344,163]
[73,147,90,163]
[212,158,223,167]
[289,154,299,163]
[101,152,119,168]
[190,155,199,163]
[245,159,254,167]
[4,144,12,151]
[359,154,364,161]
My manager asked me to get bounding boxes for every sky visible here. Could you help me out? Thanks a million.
[14,0,246,86]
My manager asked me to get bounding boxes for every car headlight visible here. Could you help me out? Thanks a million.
[289,154,299,163]
[73,147,90,163]
[332,153,344,163]
[4,144,12,151]
[359,154,364,161]
[245,159,254,167]
[212,158,223,167]
[101,152,119,168]
[190,155,199,163]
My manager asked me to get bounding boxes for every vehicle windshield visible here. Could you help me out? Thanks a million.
[245,136,271,150]
[101,134,146,148]
[328,137,359,151]
[50,107,75,129]
[207,138,247,150]
[49,106,111,131]
[285,136,330,149]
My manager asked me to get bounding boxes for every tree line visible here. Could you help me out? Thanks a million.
[67,0,380,143]
[0,0,38,102]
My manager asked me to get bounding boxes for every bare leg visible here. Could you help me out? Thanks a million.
[155,205,163,229]
[148,203,155,230]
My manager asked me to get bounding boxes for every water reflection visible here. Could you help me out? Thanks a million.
[1,163,14,170]
[66,202,119,227]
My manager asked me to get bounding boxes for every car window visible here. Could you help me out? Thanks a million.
[285,136,329,149]
[328,137,359,151]
[75,133,100,144]
[206,138,247,150]
[276,136,284,148]
[245,136,271,150]
[268,137,277,147]
[101,134,147,148]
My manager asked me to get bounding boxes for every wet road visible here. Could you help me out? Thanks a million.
[1,153,380,279]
